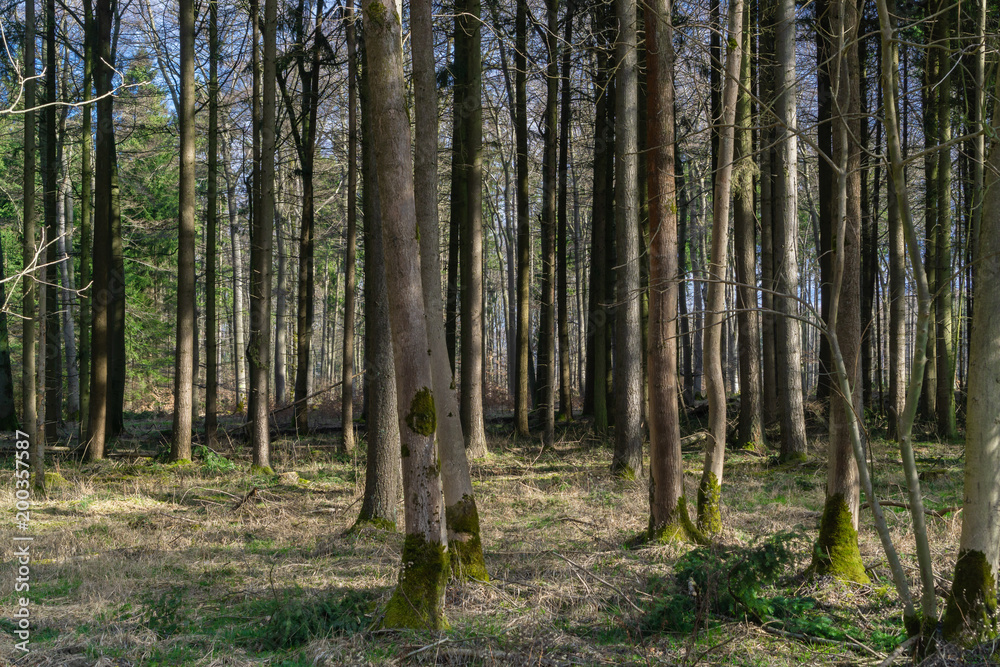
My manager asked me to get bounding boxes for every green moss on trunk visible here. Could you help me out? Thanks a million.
[445,494,489,582]
[249,463,274,476]
[405,387,436,436]
[697,471,722,535]
[382,533,449,630]
[810,493,869,583]
[648,496,710,545]
[348,517,397,533]
[942,549,997,642]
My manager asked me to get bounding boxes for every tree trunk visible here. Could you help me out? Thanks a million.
[758,0,778,426]
[556,0,574,421]
[355,56,401,528]
[223,141,247,412]
[414,0,487,578]
[108,156,125,439]
[342,5,358,453]
[733,0,763,454]
[362,0,449,628]
[86,0,113,463]
[646,0,692,541]
[772,0,807,461]
[22,0,37,455]
[205,0,219,446]
[274,191,288,407]
[170,0,197,462]
[60,158,79,421]
[610,0,643,479]
[812,0,868,582]
[459,0,487,457]
[699,0,743,534]
[43,0,61,449]
[0,237,18,431]
[513,0,532,437]
[248,0,276,472]
[79,0,93,437]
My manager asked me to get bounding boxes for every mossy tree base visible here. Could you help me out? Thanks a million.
[810,493,870,584]
[648,497,711,545]
[348,517,397,534]
[446,495,489,582]
[697,472,722,535]
[382,534,449,630]
[942,549,997,643]
[250,464,274,476]
[778,451,809,465]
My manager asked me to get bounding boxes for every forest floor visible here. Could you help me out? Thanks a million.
[0,406,980,666]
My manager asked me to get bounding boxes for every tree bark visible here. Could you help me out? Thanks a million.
[22,0,38,457]
[342,4,359,453]
[556,0,575,421]
[513,0,532,437]
[610,0,643,479]
[205,0,219,446]
[170,0,197,462]
[43,0,62,449]
[79,0,93,438]
[362,0,449,629]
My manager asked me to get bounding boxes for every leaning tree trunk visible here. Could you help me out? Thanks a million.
[698,0,743,534]
[171,0,197,463]
[363,0,449,629]
[414,0,487,579]
[610,0,643,479]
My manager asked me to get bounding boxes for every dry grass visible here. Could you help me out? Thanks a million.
[0,415,977,666]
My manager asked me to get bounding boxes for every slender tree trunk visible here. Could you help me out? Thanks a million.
[108,156,125,438]
[758,0,778,425]
[86,0,113,463]
[772,0,808,461]
[79,0,93,437]
[610,0,643,478]
[920,51,938,424]
[0,240,17,430]
[23,0,38,462]
[355,56,400,528]
[205,0,219,446]
[43,0,61,449]
[342,5,358,453]
[249,0,276,472]
[734,0,763,453]
[556,0,574,421]
[223,145,247,412]
[699,0,743,533]
[171,0,197,462]
[513,0,532,437]
[460,0,487,457]
[362,0,449,628]
[414,0,487,578]
[274,192,288,407]
[60,158,79,421]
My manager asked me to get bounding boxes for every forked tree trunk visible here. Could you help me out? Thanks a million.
[363,0,449,629]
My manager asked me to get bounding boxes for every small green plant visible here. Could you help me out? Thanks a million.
[242,589,375,650]
[195,445,238,474]
[145,586,194,637]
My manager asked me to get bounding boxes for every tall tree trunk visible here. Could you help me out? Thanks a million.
[274,192,288,407]
[223,143,247,412]
[171,0,197,462]
[447,17,466,379]
[538,0,559,445]
[460,0,487,457]
[79,0,93,437]
[86,0,113,463]
[556,0,574,421]
[812,0,868,582]
[699,0,743,534]
[733,0,763,453]
[60,155,79,420]
[920,52,938,424]
[815,0,834,404]
[22,0,38,457]
[249,0,276,472]
[513,0,532,436]
[205,0,219,446]
[586,17,611,432]
[758,0,778,425]
[355,55,401,528]
[772,0,807,461]
[0,241,17,430]
[646,0,692,541]
[108,156,125,438]
[610,0,643,478]
[43,0,61,449]
[342,5,358,453]
[414,0,487,578]
[362,0,449,628]
[934,3,957,439]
